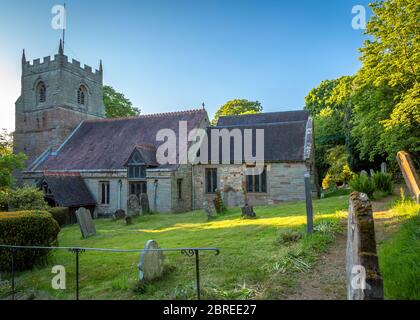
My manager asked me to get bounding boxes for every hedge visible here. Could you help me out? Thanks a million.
[0,211,60,271]
[48,207,70,227]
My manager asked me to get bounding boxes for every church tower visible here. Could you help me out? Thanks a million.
[14,41,105,167]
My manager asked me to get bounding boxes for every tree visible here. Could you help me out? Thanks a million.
[0,129,26,190]
[103,85,140,118]
[212,99,262,125]
[351,0,420,163]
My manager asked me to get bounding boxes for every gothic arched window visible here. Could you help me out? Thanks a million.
[36,82,46,103]
[77,85,87,106]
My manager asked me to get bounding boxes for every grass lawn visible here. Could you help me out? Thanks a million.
[3,195,348,300]
[378,200,420,300]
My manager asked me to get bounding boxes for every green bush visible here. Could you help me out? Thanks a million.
[371,171,393,194]
[6,186,48,211]
[349,174,375,198]
[48,207,70,227]
[0,211,60,271]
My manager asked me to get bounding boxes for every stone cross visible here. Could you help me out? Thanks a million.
[138,240,165,283]
[75,207,96,239]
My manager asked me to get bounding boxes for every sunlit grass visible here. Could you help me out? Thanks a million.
[4,195,348,300]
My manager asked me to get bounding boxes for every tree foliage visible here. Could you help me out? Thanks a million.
[306,0,420,185]
[212,99,263,125]
[103,85,140,118]
[0,129,26,190]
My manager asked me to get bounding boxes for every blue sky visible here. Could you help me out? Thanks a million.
[0,0,372,131]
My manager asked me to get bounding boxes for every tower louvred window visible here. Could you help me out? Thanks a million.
[77,85,87,105]
[37,82,46,103]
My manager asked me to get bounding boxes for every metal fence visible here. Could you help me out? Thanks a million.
[0,244,220,300]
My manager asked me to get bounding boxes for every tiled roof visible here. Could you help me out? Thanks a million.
[41,173,96,207]
[211,110,310,162]
[35,109,207,171]
[216,110,309,126]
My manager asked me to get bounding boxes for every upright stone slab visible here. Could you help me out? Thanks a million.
[203,200,214,220]
[127,194,140,217]
[346,192,383,300]
[114,209,126,220]
[380,162,387,173]
[138,240,165,283]
[140,194,150,214]
[75,207,96,239]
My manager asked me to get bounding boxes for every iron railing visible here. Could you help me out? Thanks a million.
[0,244,220,300]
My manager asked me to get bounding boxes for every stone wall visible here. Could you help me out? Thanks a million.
[14,51,105,170]
[346,192,383,300]
[146,170,173,213]
[193,162,307,209]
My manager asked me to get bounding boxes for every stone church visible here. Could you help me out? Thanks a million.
[15,44,318,216]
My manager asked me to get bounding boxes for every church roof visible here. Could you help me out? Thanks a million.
[216,110,309,127]
[34,109,208,171]
[211,110,311,162]
[41,173,96,207]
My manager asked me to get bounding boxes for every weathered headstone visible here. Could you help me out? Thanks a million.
[125,216,133,225]
[360,170,368,176]
[138,240,165,283]
[222,185,244,208]
[241,204,256,219]
[140,194,150,214]
[127,194,140,217]
[213,189,227,214]
[114,209,126,220]
[203,200,214,220]
[370,169,375,176]
[75,207,96,238]
[346,192,383,300]
[380,162,387,173]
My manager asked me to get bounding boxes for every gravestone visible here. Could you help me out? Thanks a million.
[114,209,126,220]
[203,200,214,220]
[140,194,150,214]
[222,185,244,208]
[127,194,140,217]
[360,170,368,176]
[380,162,387,173]
[241,204,256,219]
[75,207,96,238]
[138,240,165,283]
[125,216,133,225]
[370,169,375,176]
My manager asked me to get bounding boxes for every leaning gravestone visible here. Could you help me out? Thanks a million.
[75,207,96,239]
[127,194,140,217]
[114,209,126,220]
[138,240,165,283]
[380,162,387,173]
[140,194,150,214]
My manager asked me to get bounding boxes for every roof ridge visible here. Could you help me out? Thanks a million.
[84,108,206,123]
[219,110,308,119]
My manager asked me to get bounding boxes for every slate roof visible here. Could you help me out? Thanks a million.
[216,110,309,127]
[41,174,96,207]
[34,109,207,171]
[211,110,310,162]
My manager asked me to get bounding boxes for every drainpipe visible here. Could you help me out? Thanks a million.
[154,179,158,212]
[191,165,195,211]
[118,179,122,209]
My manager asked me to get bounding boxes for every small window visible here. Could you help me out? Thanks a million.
[177,179,183,200]
[36,82,46,103]
[128,165,146,179]
[205,168,218,193]
[100,181,110,205]
[246,167,267,193]
[77,85,87,105]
